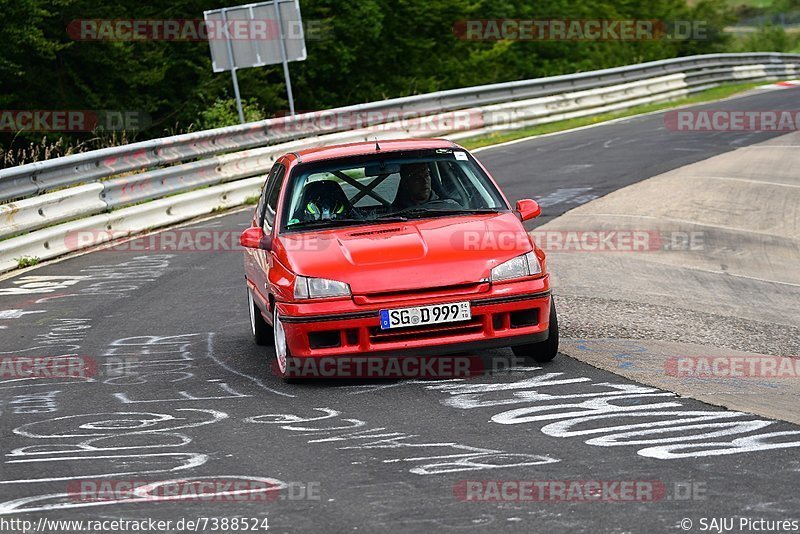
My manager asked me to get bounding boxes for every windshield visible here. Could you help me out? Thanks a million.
[280,149,508,231]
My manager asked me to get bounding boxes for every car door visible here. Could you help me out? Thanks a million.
[249,162,287,315]
[245,167,274,292]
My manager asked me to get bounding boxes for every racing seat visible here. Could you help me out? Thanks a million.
[292,180,352,222]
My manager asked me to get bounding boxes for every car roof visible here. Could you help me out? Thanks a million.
[290,138,460,164]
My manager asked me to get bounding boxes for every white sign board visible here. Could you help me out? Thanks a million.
[205,0,307,73]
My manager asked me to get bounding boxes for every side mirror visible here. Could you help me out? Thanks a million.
[515,199,541,221]
[240,227,269,249]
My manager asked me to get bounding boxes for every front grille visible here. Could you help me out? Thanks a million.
[369,318,484,344]
[357,283,486,305]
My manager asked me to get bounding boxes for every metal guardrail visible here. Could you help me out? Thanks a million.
[1,52,799,272]
[2,53,799,203]
[0,177,265,273]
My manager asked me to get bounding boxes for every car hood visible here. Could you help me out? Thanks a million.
[276,213,532,294]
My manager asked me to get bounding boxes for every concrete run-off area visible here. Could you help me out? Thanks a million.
[546,130,800,423]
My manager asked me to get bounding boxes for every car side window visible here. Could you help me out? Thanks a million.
[256,164,278,223]
[258,164,282,230]
[262,164,286,233]
[254,180,271,229]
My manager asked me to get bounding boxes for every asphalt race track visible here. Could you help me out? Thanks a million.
[1,86,799,533]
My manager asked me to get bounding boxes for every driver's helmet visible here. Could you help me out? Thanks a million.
[304,195,346,221]
[298,180,350,221]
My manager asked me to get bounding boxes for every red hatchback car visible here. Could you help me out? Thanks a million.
[240,138,558,380]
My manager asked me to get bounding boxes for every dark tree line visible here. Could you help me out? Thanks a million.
[0,0,761,161]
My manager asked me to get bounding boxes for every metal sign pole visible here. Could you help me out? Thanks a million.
[272,0,296,116]
[221,9,246,124]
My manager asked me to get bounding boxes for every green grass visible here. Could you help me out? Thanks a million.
[725,0,775,7]
[459,81,770,150]
[244,195,260,205]
[688,0,774,7]
[15,256,40,268]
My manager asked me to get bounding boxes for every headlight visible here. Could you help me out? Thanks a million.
[490,251,542,282]
[294,276,351,299]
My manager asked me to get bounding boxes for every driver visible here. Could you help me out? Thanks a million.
[393,163,435,209]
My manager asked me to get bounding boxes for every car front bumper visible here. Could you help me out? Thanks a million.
[275,276,553,358]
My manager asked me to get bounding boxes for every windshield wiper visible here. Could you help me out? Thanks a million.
[286,218,373,230]
[287,216,410,230]
[373,213,409,221]
[394,207,504,219]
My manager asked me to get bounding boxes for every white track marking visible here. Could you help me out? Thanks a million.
[205,332,295,398]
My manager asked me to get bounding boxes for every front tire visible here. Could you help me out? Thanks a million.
[512,297,559,364]
[273,308,303,383]
[248,288,273,346]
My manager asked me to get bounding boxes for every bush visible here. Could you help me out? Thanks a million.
[15,256,40,269]
[732,24,797,51]
[198,98,267,130]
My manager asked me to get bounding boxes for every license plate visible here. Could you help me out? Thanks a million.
[379,302,471,330]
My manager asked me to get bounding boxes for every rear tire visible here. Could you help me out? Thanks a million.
[512,297,559,364]
[248,288,273,346]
